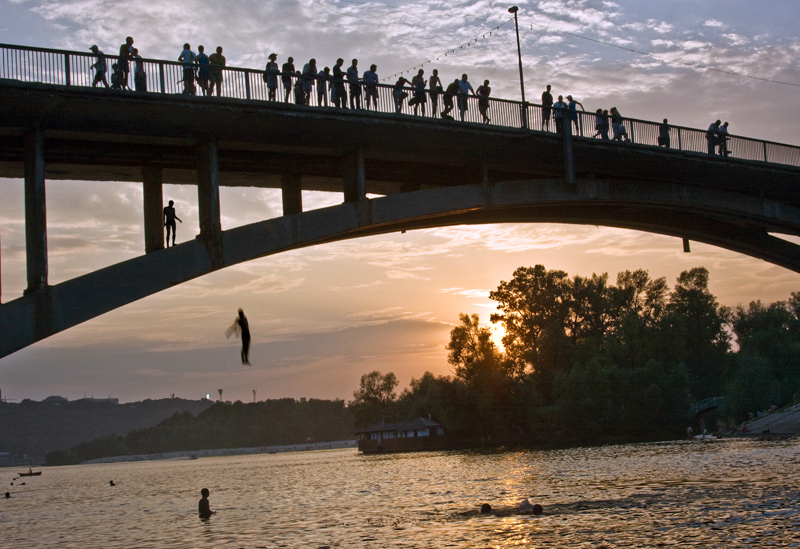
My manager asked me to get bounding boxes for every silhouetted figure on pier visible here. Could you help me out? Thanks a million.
[118,36,133,90]
[707,119,721,155]
[163,200,182,247]
[476,79,491,124]
[347,59,361,109]
[567,95,584,135]
[594,108,604,139]
[363,64,379,110]
[457,74,475,122]
[198,488,214,519]
[658,118,670,148]
[132,48,146,92]
[610,107,629,142]
[197,45,211,96]
[209,46,225,97]
[541,85,553,130]
[293,71,304,105]
[393,76,410,113]
[441,78,460,119]
[264,53,278,101]
[318,66,330,106]
[302,59,317,104]
[333,58,347,109]
[282,57,295,102]
[429,69,442,118]
[553,95,567,134]
[89,45,109,88]
[410,69,427,116]
[110,63,123,90]
[178,43,197,95]
[225,309,251,364]
[719,121,729,156]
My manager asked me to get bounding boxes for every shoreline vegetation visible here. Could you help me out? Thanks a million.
[37,264,800,466]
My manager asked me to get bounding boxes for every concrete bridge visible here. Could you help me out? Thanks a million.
[1,51,800,358]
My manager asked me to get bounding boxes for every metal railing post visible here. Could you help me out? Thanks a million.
[677,128,682,151]
[159,61,166,93]
[245,71,251,100]
[64,54,70,87]
[764,142,768,162]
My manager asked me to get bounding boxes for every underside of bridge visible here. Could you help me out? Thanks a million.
[1,79,799,357]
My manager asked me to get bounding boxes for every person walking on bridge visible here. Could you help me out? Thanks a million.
[566,95,584,135]
[89,45,109,88]
[163,200,182,248]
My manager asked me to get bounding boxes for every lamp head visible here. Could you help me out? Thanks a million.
[508,6,519,14]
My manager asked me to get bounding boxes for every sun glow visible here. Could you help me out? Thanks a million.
[490,323,506,352]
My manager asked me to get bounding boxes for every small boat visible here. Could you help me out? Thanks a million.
[19,470,42,476]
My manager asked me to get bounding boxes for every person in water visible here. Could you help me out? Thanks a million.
[198,488,214,518]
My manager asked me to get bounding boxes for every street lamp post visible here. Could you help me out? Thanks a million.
[508,6,527,128]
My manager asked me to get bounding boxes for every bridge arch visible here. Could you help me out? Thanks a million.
[2,177,800,358]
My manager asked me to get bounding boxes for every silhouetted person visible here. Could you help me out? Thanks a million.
[457,73,475,122]
[198,488,214,518]
[476,79,491,124]
[318,66,330,106]
[282,57,295,102]
[178,43,196,95]
[265,53,278,101]
[302,59,317,104]
[293,71,304,105]
[363,64,379,110]
[209,46,226,97]
[429,69,442,118]
[610,107,629,142]
[132,48,146,92]
[163,200,182,247]
[237,309,251,364]
[347,59,361,109]
[393,76,410,113]
[601,109,610,140]
[410,69,427,116]
[90,45,109,88]
[196,45,211,96]
[566,95,584,135]
[333,58,347,109]
[441,78,460,119]
[541,85,553,130]
[553,95,567,134]
[118,36,133,90]
[658,118,670,148]
[110,63,123,90]
[719,121,729,156]
[707,119,721,155]
[593,108,604,139]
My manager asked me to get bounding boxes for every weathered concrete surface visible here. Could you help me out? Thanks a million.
[738,403,800,436]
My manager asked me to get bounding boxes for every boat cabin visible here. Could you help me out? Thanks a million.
[356,417,447,453]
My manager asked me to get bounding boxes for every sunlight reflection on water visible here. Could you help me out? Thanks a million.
[2,438,800,548]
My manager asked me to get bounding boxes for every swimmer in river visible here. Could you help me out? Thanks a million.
[479,499,543,516]
[110,480,115,486]
[198,487,214,518]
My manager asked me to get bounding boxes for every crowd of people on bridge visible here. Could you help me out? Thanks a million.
[86,37,735,153]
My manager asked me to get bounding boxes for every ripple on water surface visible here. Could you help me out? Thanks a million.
[2,438,800,548]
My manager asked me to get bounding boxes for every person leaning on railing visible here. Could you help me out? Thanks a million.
[208,46,225,97]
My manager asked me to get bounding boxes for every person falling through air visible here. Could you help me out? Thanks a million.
[163,200,182,247]
[225,308,251,365]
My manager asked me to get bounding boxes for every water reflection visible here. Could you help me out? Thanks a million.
[2,438,799,547]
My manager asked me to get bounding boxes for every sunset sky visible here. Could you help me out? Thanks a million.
[1,0,799,404]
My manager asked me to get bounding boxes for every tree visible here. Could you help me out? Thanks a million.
[350,371,399,428]
[446,313,501,382]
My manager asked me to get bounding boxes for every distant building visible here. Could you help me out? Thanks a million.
[356,417,447,453]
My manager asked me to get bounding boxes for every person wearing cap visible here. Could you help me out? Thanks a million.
[209,46,226,97]
[89,45,109,88]
[566,95,584,135]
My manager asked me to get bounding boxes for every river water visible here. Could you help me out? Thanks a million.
[2,437,799,548]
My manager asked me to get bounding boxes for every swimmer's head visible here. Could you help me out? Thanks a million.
[532,504,543,515]
[480,503,492,514]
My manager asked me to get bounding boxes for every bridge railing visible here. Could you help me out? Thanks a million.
[2,43,799,168]
[689,396,725,417]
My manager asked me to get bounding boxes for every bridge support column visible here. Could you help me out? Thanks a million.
[197,135,223,265]
[143,167,164,253]
[562,119,576,186]
[343,148,366,202]
[281,173,303,215]
[24,129,48,294]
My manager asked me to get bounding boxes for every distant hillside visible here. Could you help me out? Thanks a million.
[46,398,356,466]
[0,397,213,463]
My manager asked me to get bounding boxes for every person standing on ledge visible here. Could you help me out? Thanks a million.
[198,488,214,519]
[163,200,182,248]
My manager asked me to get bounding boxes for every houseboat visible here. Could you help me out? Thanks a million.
[356,417,448,453]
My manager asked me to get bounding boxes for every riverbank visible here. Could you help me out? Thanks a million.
[81,439,357,464]
[731,402,800,437]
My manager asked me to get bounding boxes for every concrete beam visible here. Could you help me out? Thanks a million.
[343,148,366,202]
[24,129,47,294]
[197,135,222,238]
[281,173,303,215]
[143,167,164,253]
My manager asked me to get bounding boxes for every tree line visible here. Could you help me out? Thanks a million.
[46,398,354,465]
[350,265,800,446]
